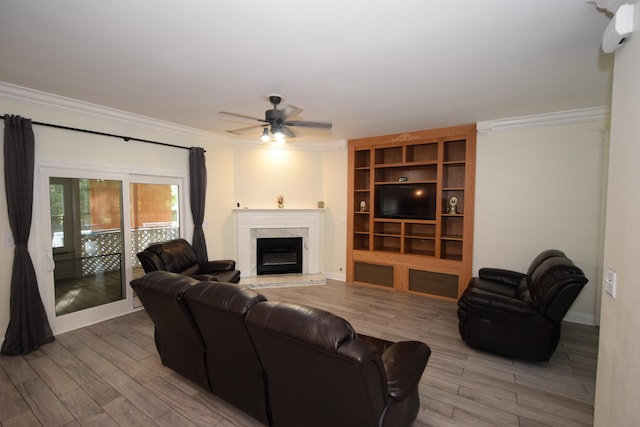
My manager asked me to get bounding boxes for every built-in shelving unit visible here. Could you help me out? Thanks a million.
[346,124,476,300]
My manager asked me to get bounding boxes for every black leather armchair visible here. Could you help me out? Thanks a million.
[457,249,588,361]
[245,301,431,427]
[137,238,240,283]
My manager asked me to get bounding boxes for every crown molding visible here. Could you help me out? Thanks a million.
[0,81,230,145]
[476,106,611,135]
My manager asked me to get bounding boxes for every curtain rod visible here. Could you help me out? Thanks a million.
[1,114,194,151]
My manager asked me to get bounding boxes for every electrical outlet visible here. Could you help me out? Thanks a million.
[605,268,617,298]
[3,234,14,247]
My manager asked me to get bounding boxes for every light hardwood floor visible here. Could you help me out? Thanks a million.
[0,279,598,426]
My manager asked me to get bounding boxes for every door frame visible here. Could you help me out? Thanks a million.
[34,159,189,335]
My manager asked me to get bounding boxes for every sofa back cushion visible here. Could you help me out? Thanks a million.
[246,301,388,427]
[129,271,208,389]
[145,238,200,274]
[183,282,270,425]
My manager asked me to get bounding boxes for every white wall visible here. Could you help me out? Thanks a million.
[321,146,348,280]
[474,119,608,325]
[594,2,640,424]
[231,142,348,280]
[232,145,324,209]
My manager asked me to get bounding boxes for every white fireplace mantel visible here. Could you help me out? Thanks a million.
[234,209,322,277]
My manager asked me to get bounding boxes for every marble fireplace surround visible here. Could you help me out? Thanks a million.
[235,209,322,278]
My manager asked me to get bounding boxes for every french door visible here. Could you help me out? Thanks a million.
[36,164,185,334]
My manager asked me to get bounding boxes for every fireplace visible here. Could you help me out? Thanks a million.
[235,209,322,277]
[257,237,303,275]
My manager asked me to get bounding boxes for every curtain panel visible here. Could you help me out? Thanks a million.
[2,115,54,355]
[189,147,209,264]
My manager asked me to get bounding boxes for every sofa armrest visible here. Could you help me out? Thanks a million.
[459,288,539,317]
[200,259,236,273]
[478,268,526,286]
[382,341,431,400]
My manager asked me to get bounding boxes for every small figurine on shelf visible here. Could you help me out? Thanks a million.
[360,200,367,212]
[277,194,284,208]
[448,196,458,214]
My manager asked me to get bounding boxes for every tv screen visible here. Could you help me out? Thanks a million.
[375,183,436,220]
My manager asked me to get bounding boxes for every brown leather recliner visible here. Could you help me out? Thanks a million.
[137,238,241,283]
[457,249,588,361]
[245,301,431,427]
[129,271,209,390]
[183,281,271,426]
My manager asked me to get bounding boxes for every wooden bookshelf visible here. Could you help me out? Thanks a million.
[346,124,476,300]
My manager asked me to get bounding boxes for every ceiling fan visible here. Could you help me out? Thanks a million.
[219,94,332,143]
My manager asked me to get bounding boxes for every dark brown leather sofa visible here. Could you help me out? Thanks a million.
[136,238,241,283]
[130,271,431,427]
[457,249,588,361]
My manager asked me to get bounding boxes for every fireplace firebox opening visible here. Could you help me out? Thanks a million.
[257,237,303,275]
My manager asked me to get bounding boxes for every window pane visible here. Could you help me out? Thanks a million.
[49,183,65,248]
[51,177,125,316]
[130,183,180,276]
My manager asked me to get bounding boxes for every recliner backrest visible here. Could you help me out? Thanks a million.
[183,281,270,425]
[144,238,200,275]
[528,257,588,322]
[129,271,209,390]
[246,301,388,427]
[526,249,566,279]
[516,249,567,302]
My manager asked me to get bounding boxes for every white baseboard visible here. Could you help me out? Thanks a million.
[564,310,597,326]
[323,271,346,282]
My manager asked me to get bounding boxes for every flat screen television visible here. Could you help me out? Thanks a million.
[375,183,436,220]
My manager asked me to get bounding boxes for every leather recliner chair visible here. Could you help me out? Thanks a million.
[129,271,209,390]
[136,238,241,283]
[245,301,431,427]
[183,281,271,426]
[457,249,588,361]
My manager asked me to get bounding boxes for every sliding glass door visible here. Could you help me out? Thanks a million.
[36,166,185,334]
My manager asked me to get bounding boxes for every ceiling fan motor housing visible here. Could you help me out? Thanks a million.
[265,109,284,124]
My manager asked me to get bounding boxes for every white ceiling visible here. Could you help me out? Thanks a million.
[0,0,614,143]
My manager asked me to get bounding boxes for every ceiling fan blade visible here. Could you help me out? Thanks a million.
[284,120,332,129]
[280,105,304,120]
[218,111,267,123]
[282,126,297,138]
[226,124,266,135]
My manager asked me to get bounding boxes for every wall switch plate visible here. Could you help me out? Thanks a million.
[605,268,617,298]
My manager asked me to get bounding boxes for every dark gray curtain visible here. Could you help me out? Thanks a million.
[189,147,208,264]
[2,115,54,355]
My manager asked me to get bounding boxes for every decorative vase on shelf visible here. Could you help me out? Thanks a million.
[277,194,284,208]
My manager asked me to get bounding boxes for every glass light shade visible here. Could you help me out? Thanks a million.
[260,128,271,142]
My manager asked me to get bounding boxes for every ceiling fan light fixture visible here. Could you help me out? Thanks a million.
[260,128,271,142]
[272,124,286,143]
